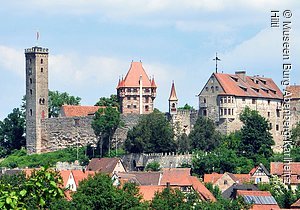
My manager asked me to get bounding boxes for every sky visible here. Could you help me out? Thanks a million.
[0,0,299,120]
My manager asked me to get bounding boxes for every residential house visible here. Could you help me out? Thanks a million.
[249,163,270,184]
[270,162,300,190]
[87,158,126,175]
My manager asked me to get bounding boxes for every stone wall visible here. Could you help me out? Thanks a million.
[40,114,141,153]
[170,110,198,137]
[121,153,192,171]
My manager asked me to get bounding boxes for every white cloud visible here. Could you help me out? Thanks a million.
[0,46,23,77]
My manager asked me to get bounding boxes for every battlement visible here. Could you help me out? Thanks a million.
[25,46,49,54]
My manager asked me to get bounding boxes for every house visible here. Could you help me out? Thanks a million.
[116,171,161,186]
[86,158,126,175]
[59,105,102,117]
[60,170,95,192]
[138,185,166,201]
[270,162,300,190]
[204,172,251,192]
[222,183,259,199]
[117,61,157,114]
[236,190,280,210]
[198,71,283,151]
[249,163,270,184]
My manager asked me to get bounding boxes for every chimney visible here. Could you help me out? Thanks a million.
[235,70,246,81]
[166,182,170,188]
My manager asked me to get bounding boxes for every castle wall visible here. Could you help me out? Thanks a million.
[40,114,141,153]
[121,153,192,171]
[170,110,198,137]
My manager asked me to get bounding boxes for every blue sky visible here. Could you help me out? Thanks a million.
[0,0,299,120]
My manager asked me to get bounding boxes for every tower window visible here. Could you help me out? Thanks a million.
[41,58,43,64]
[127,105,131,108]
[127,96,130,100]
[145,105,149,111]
[133,105,137,109]
[268,100,270,105]
[276,124,279,131]
[41,68,43,72]
[30,78,32,84]
[268,112,270,117]
[203,98,206,103]
[203,109,207,116]
[39,98,45,105]
[30,89,33,95]
[145,97,149,103]
[30,109,33,116]
[276,109,280,117]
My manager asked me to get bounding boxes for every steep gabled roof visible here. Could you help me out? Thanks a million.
[71,170,95,186]
[118,62,152,88]
[204,173,223,184]
[139,185,166,201]
[60,105,102,117]
[249,163,270,176]
[160,168,191,186]
[169,81,178,101]
[87,158,124,174]
[118,172,161,185]
[189,176,216,202]
[205,72,282,99]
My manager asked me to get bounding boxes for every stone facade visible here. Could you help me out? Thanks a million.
[25,46,49,154]
[169,110,198,137]
[198,71,284,151]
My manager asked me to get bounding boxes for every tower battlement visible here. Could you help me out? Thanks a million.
[25,46,49,54]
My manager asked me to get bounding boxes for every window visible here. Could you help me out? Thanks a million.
[145,88,150,92]
[133,88,137,92]
[30,78,32,84]
[30,109,33,116]
[145,97,149,103]
[30,89,32,95]
[268,100,270,105]
[205,87,209,91]
[127,88,131,92]
[133,96,137,100]
[215,86,219,91]
[203,109,207,116]
[242,98,245,102]
[127,96,130,100]
[41,58,43,64]
[224,97,227,103]
[228,109,231,115]
[39,98,45,105]
[211,86,214,93]
[269,123,272,129]
[127,105,130,108]
[145,105,149,111]
[224,180,228,185]
[133,105,137,109]
[220,109,223,116]
[41,67,43,72]
[74,119,80,126]
[228,97,231,103]
[203,98,206,103]
[252,99,256,104]
[268,112,270,117]
[276,124,279,131]
[220,98,223,104]
[276,109,280,117]
[224,109,227,115]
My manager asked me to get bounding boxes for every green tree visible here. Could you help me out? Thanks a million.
[177,133,191,153]
[48,90,81,118]
[71,173,144,209]
[95,94,119,109]
[145,161,160,171]
[189,116,221,151]
[92,106,121,157]
[178,103,195,111]
[0,108,25,158]
[239,107,274,163]
[291,122,300,146]
[150,187,192,210]
[125,109,176,153]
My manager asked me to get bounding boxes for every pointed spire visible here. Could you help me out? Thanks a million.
[169,81,178,101]
[151,76,157,88]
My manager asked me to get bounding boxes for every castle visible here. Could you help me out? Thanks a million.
[25,45,300,154]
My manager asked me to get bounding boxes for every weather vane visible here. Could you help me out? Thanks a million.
[213,52,221,73]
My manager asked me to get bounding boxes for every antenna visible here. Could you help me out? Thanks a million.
[213,52,221,73]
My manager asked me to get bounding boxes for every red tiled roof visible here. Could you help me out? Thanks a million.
[160,168,191,186]
[213,72,283,99]
[71,170,95,186]
[118,172,161,185]
[169,81,178,101]
[151,77,157,88]
[251,204,280,210]
[204,173,223,184]
[189,176,216,202]
[60,105,103,117]
[286,85,300,99]
[87,158,123,174]
[270,162,300,175]
[139,185,166,201]
[59,170,72,188]
[117,62,152,88]
[234,174,251,183]
[237,190,272,197]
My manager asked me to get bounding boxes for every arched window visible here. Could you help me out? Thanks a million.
[145,105,149,111]
[41,58,43,64]
[172,103,176,108]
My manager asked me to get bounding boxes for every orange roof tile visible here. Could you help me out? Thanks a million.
[251,204,280,210]
[237,190,272,197]
[151,77,157,88]
[87,158,124,174]
[60,105,103,117]
[59,170,72,188]
[211,72,282,99]
[189,176,216,202]
[118,62,152,88]
[139,185,166,201]
[169,81,178,101]
[71,170,95,186]
[160,168,191,186]
[286,85,300,99]
[270,162,300,175]
[234,174,251,183]
[203,173,223,184]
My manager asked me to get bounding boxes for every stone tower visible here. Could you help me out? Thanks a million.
[117,61,157,114]
[169,81,178,115]
[25,46,49,154]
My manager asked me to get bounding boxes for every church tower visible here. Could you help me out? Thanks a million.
[169,81,178,115]
[25,46,49,154]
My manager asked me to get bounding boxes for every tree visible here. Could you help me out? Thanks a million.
[125,109,176,153]
[95,94,119,109]
[48,90,81,118]
[92,106,121,157]
[0,108,25,158]
[145,161,160,171]
[177,133,191,153]
[239,107,274,163]
[291,122,300,146]
[71,173,145,209]
[178,103,195,111]
[189,116,221,151]
[0,167,64,209]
